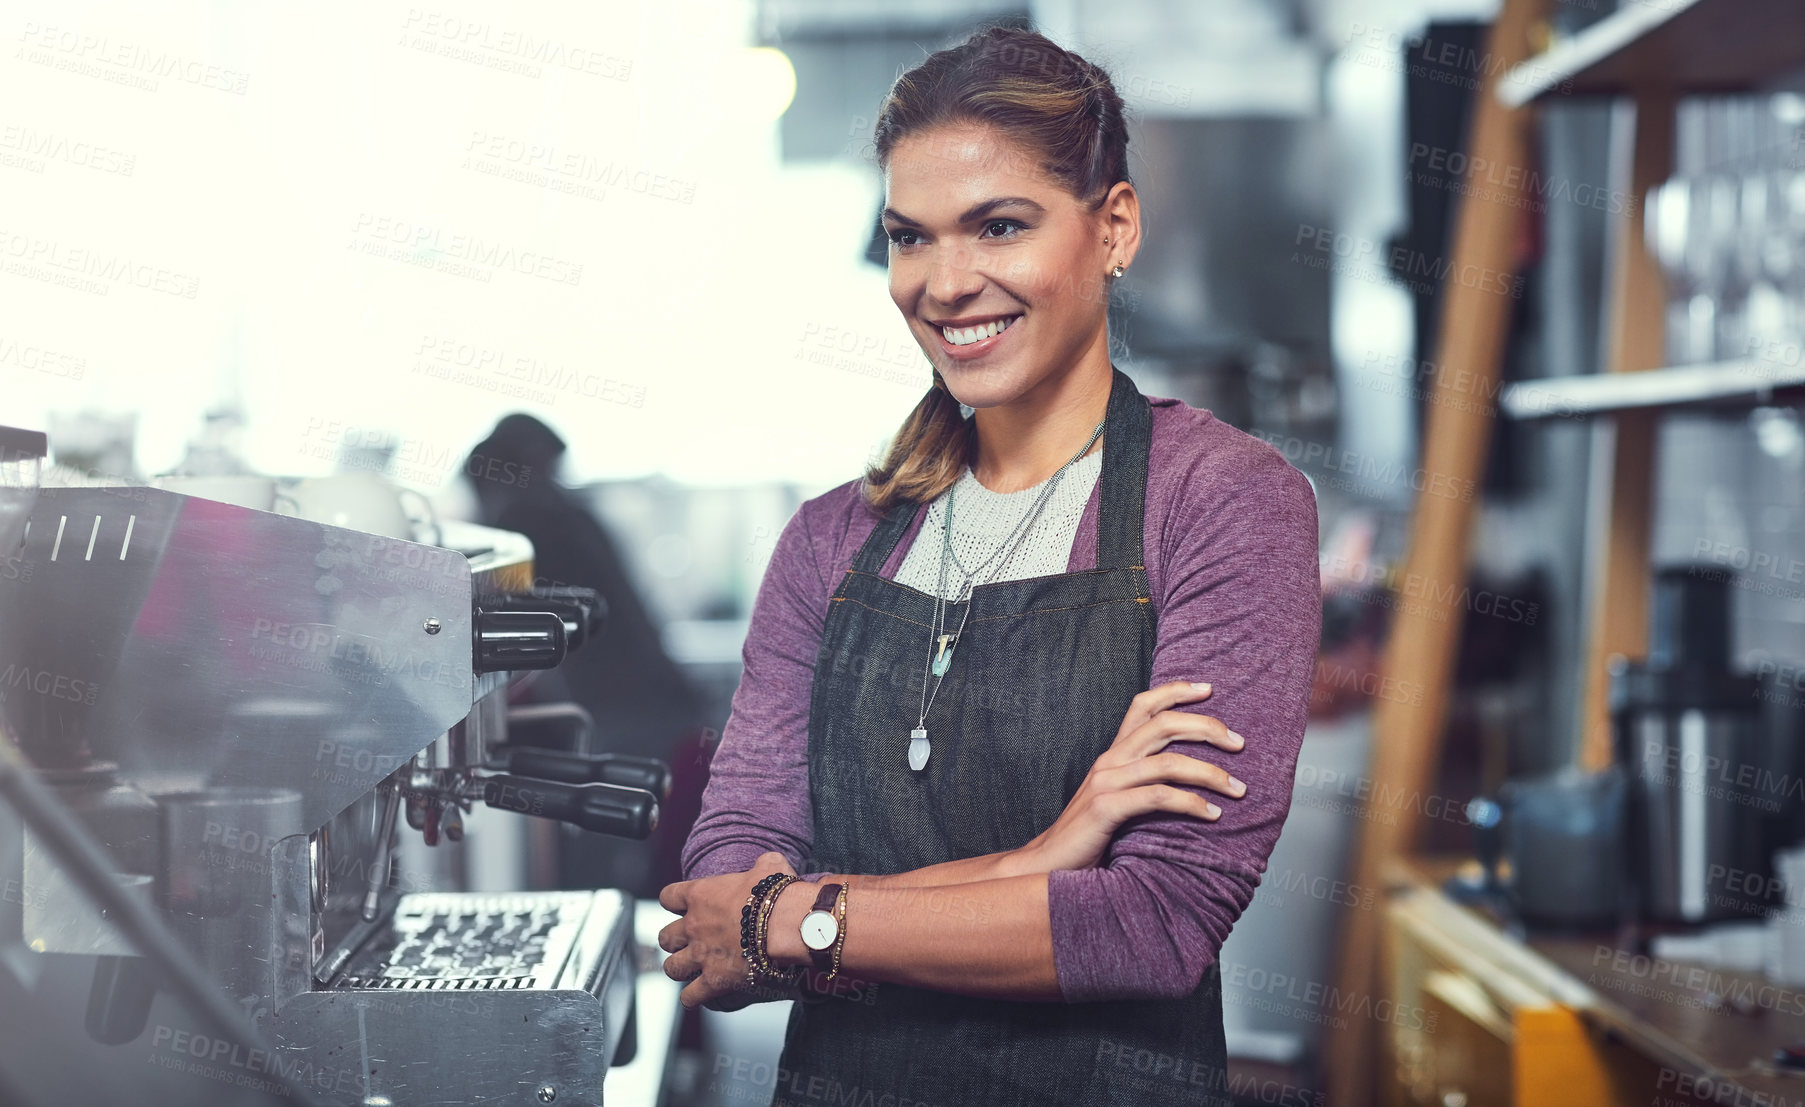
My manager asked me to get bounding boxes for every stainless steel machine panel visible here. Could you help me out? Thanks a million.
[0,488,486,830]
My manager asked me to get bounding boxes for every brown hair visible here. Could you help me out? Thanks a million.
[857,24,1133,515]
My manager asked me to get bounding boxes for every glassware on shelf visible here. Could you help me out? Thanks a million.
[1646,93,1805,371]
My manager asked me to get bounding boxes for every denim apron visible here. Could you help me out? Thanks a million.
[773,367,1230,1107]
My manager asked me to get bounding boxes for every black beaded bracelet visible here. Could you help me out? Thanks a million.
[753,875,794,982]
[740,873,782,985]
[741,873,799,988]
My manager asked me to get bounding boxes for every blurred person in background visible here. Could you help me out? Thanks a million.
[464,413,710,899]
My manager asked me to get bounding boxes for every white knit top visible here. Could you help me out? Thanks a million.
[894,449,1104,599]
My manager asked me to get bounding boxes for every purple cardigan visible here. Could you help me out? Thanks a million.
[679,394,1322,1003]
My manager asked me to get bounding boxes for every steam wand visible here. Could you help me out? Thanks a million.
[360,781,403,923]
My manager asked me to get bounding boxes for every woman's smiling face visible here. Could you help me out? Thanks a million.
[881,121,1133,410]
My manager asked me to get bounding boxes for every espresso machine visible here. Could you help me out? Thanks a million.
[0,430,672,1106]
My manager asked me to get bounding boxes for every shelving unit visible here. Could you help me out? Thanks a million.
[1495,0,1805,772]
[1326,0,1805,1103]
[1496,0,1805,106]
[1500,358,1805,419]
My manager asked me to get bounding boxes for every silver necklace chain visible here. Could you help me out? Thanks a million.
[915,419,1106,733]
[941,459,1072,584]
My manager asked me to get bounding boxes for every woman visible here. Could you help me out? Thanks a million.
[659,25,1320,1107]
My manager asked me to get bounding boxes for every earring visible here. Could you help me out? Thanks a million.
[1110,264,1125,278]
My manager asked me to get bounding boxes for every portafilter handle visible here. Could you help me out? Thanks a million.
[504,747,672,800]
[474,773,658,839]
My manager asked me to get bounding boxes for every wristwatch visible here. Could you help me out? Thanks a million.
[800,882,844,972]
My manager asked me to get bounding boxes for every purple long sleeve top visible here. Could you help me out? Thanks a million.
[679,394,1322,1003]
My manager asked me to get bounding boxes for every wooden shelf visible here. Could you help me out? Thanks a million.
[1389,857,1805,1105]
[1500,358,1805,419]
[1497,0,1805,107]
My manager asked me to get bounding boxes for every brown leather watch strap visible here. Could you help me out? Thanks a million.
[807,882,843,971]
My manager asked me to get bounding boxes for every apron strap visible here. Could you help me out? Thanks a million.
[846,490,922,580]
[1095,365,1152,574]
[844,365,1153,581]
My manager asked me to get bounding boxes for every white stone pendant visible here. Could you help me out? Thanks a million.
[908,727,930,771]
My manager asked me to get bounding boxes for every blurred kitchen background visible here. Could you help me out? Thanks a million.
[9,0,1805,1104]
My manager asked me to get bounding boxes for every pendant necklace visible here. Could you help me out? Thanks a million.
[909,418,1106,771]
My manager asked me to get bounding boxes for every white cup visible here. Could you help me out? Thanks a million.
[280,473,438,542]
[153,475,283,511]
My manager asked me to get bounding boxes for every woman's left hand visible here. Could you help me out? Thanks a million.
[657,851,796,1010]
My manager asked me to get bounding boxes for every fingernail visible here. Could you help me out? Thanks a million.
[1191,682,1212,693]
[1206,803,1221,818]
[1227,730,1246,748]
[1228,777,1246,796]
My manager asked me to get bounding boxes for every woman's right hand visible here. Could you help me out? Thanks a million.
[1009,681,1245,875]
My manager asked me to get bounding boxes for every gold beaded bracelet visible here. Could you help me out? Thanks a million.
[751,874,801,988]
[741,872,791,988]
[824,881,848,982]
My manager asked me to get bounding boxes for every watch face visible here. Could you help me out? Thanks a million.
[801,909,838,951]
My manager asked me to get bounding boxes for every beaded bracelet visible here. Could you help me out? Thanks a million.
[740,873,784,986]
[754,875,792,981]
[825,881,848,981]
[758,875,803,987]
[740,873,801,988]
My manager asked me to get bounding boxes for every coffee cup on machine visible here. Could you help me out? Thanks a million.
[279,473,439,542]
[152,475,287,511]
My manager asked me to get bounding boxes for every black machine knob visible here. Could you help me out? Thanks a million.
[472,609,566,673]
[506,748,672,800]
[477,587,607,652]
[480,775,658,839]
